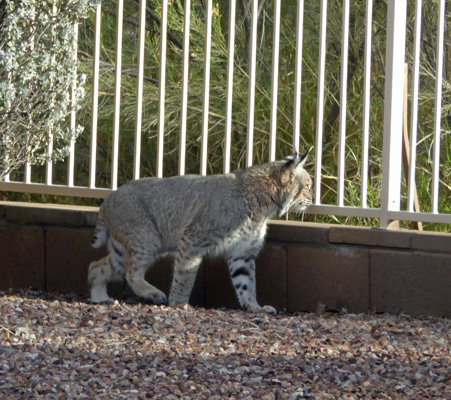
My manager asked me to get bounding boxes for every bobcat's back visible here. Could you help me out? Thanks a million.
[98,174,257,254]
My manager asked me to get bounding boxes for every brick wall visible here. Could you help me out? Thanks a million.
[1,201,451,317]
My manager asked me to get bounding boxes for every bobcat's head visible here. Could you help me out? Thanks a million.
[276,152,313,217]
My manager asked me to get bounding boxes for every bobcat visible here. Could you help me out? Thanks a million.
[88,152,313,313]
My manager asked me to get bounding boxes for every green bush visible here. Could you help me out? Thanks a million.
[0,0,99,179]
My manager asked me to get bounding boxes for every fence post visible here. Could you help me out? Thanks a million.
[380,0,407,228]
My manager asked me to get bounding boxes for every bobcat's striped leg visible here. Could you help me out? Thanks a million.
[89,236,126,303]
[227,255,276,314]
[124,249,167,305]
[88,255,116,303]
[168,238,202,306]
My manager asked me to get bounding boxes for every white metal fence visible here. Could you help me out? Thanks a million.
[1,0,450,228]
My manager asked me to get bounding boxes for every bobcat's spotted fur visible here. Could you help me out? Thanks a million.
[88,153,313,313]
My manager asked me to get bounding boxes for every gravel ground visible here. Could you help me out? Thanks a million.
[1,290,450,399]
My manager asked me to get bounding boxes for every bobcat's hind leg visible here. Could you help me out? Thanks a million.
[227,252,276,314]
[125,249,167,305]
[89,236,126,303]
[169,239,202,306]
[89,255,117,303]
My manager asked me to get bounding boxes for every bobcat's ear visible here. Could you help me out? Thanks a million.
[294,152,308,170]
[280,152,307,185]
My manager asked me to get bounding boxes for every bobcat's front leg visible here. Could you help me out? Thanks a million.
[227,255,276,314]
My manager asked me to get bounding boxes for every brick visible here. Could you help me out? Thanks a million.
[204,258,240,310]
[46,228,106,295]
[267,221,330,245]
[370,250,451,317]
[410,230,451,253]
[287,245,370,313]
[190,262,206,307]
[329,226,411,249]
[82,208,100,227]
[0,225,45,290]
[255,244,287,312]
[143,255,174,298]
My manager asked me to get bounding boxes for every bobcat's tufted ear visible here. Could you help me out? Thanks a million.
[294,152,308,170]
[280,152,308,185]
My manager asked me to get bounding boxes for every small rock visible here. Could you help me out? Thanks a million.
[316,303,326,315]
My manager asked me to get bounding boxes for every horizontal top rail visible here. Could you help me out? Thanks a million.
[0,182,113,199]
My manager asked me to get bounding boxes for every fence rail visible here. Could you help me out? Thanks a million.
[1,0,450,228]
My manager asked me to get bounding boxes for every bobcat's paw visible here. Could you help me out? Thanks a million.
[262,305,277,315]
[89,295,114,304]
[90,286,114,304]
[147,291,167,306]
[246,304,277,314]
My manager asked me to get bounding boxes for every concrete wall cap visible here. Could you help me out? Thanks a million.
[0,201,99,227]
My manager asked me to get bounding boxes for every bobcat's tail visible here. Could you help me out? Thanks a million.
[91,213,108,249]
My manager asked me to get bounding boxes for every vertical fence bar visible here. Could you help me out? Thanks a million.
[24,1,36,185]
[67,22,78,187]
[431,0,445,214]
[200,0,213,176]
[46,3,57,186]
[314,0,327,205]
[23,1,36,185]
[179,0,191,176]
[45,134,53,185]
[3,72,10,180]
[157,0,168,178]
[361,0,373,208]
[269,0,281,162]
[293,0,304,155]
[134,0,146,180]
[24,163,31,184]
[4,69,12,182]
[407,0,422,212]
[380,0,407,228]
[337,0,350,207]
[111,0,124,190]
[246,0,258,168]
[224,0,236,174]
[89,3,101,189]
